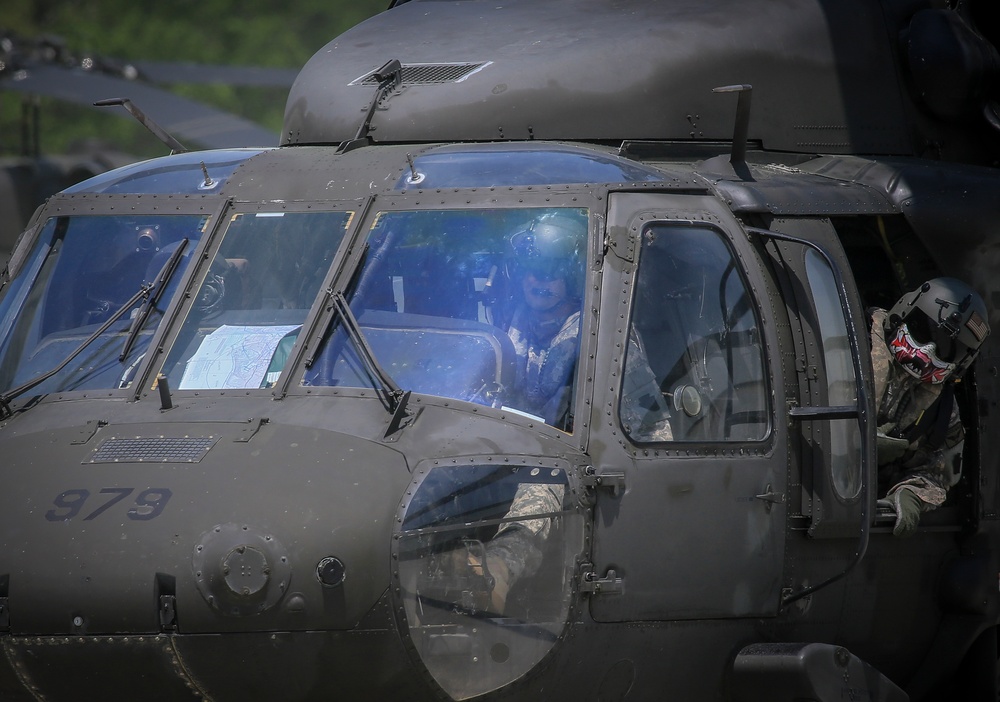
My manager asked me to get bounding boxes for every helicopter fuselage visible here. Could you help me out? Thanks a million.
[3,0,1000,700]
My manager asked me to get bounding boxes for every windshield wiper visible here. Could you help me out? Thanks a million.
[0,282,154,418]
[119,238,188,362]
[330,291,405,414]
[297,229,408,419]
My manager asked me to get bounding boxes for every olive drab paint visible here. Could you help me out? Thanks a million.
[2,0,1000,700]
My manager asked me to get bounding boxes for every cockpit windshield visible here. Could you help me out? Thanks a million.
[158,210,352,391]
[302,207,589,432]
[0,214,208,397]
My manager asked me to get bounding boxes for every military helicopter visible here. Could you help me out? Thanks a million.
[1,0,1000,700]
[0,31,295,260]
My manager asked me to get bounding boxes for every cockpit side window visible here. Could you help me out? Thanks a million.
[158,210,351,391]
[301,207,589,432]
[620,224,770,443]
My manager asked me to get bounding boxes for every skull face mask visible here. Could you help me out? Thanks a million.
[889,323,955,384]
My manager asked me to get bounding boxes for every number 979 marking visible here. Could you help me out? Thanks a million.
[44,488,173,522]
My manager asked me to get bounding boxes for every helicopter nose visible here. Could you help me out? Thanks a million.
[192,523,292,616]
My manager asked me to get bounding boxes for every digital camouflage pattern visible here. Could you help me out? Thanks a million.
[488,483,565,576]
[485,482,566,612]
[507,307,581,426]
[620,329,674,442]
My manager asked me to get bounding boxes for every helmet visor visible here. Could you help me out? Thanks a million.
[511,231,576,282]
[904,310,968,363]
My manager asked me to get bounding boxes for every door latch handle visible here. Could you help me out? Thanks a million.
[754,484,785,513]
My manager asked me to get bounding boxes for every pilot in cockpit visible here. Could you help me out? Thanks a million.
[504,212,587,429]
[453,214,586,615]
[873,277,990,536]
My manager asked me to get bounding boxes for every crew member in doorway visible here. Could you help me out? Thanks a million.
[873,277,990,536]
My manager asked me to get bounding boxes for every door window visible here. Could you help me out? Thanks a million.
[620,224,769,442]
[751,218,871,539]
[805,248,862,499]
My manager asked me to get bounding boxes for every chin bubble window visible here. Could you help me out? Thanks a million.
[393,459,584,700]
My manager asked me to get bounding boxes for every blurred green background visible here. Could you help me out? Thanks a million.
[1,0,387,159]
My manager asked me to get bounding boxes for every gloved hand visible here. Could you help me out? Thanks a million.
[879,487,924,537]
[876,431,909,466]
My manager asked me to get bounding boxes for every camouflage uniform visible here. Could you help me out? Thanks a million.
[507,306,581,426]
[620,329,674,441]
[484,482,565,611]
[871,308,964,508]
[488,484,564,576]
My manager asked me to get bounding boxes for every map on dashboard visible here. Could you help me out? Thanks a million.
[180,324,300,389]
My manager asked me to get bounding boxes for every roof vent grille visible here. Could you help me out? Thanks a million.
[354,62,491,86]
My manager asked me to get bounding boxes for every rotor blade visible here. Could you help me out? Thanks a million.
[2,64,279,148]
[132,61,298,87]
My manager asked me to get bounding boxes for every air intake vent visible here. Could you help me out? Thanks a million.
[86,436,218,464]
[354,61,491,86]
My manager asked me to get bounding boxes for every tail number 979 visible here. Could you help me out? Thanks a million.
[45,488,172,522]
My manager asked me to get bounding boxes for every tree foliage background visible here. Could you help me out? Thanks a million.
[1,0,388,159]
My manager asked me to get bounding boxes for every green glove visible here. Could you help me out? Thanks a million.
[887,487,923,537]
[876,431,909,466]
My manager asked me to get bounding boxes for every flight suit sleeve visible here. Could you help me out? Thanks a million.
[887,402,964,509]
[488,483,565,583]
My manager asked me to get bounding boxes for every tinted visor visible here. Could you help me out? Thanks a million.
[522,257,569,282]
[904,310,967,363]
[512,233,573,282]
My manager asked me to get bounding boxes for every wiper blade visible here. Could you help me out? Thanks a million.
[331,291,403,412]
[0,282,152,418]
[298,228,406,416]
[331,291,404,413]
[119,238,188,362]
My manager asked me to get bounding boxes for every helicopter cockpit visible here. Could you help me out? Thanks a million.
[300,206,589,430]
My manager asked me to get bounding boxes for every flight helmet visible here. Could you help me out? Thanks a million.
[508,212,587,297]
[885,277,990,382]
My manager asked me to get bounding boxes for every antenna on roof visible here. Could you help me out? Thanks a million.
[712,84,753,181]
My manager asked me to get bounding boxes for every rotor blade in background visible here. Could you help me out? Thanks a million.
[3,64,280,148]
[132,61,298,88]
